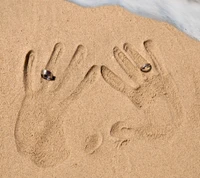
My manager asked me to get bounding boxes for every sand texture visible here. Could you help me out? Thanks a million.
[0,0,200,177]
[68,0,200,41]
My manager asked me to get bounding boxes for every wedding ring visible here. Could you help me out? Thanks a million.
[140,63,152,73]
[41,69,55,81]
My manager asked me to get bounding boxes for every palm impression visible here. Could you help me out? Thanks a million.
[101,40,183,141]
[14,43,100,168]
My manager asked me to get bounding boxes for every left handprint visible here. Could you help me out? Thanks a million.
[14,43,100,168]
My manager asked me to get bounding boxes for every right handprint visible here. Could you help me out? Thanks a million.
[101,40,183,141]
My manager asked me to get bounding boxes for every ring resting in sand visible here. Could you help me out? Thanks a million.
[140,63,152,73]
[41,69,55,81]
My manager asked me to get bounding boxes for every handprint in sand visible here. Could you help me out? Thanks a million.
[14,43,100,168]
[101,40,183,141]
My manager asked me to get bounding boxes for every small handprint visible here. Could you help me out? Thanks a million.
[101,40,183,141]
[14,43,100,168]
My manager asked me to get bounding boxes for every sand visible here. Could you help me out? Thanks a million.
[0,0,200,177]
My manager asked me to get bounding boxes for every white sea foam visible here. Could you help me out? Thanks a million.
[67,0,200,41]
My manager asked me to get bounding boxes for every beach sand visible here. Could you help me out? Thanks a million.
[0,0,200,177]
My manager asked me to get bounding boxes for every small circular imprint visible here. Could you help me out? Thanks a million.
[41,69,55,81]
[84,132,103,154]
[140,63,152,73]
